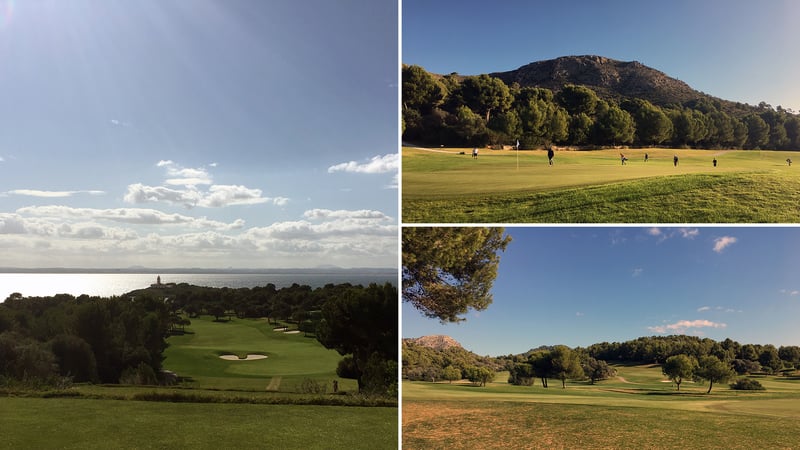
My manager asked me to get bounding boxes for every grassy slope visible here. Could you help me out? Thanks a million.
[402,147,800,222]
[402,364,800,449]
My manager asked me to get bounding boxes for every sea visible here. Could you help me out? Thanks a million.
[0,271,398,301]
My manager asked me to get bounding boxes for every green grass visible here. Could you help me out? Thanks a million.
[402,364,800,449]
[1,316,397,449]
[0,397,397,449]
[402,147,800,222]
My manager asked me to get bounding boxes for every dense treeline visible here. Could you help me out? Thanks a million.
[403,334,800,389]
[0,293,170,387]
[1,282,398,396]
[402,64,800,150]
[586,335,800,375]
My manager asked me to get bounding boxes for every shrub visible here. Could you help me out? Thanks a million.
[298,378,327,395]
[729,378,765,391]
[119,362,157,385]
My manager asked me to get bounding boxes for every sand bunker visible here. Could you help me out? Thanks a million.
[284,330,301,334]
[273,327,289,332]
[219,354,268,361]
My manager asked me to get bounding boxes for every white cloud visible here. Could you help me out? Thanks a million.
[713,236,738,253]
[632,268,643,277]
[124,184,201,207]
[327,153,398,174]
[647,227,699,243]
[125,161,285,208]
[648,319,727,334]
[109,119,132,127]
[697,306,711,312]
[7,189,105,198]
[158,161,213,186]
[0,207,397,269]
[15,206,244,231]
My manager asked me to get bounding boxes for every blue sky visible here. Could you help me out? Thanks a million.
[403,0,800,112]
[0,0,398,269]
[402,227,800,356]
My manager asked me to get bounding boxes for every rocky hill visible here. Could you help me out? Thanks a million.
[405,335,463,351]
[489,55,719,109]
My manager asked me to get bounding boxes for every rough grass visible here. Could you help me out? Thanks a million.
[402,147,800,223]
[402,364,800,449]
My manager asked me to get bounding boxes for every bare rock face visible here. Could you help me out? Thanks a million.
[490,55,701,107]
[406,335,463,351]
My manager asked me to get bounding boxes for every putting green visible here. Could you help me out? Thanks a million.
[402,146,800,222]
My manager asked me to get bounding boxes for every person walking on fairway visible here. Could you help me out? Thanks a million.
[673,155,679,167]
[787,158,792,166]
[547,147,554,166]
[644,152,649,163]
[472,147,478,159]
[713,158,717,167]
[620,153,627,165]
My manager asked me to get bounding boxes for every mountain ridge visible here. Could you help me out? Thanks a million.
[405,335,464,351]
[487,54,716,109]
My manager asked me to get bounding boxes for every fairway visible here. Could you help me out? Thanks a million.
[402,147,800,222]
[402,365,800,449]
[162,316,355,392]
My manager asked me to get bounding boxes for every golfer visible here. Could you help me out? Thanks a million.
[644,153,649,163]
[472,147,478,159]
[673,155,679,167]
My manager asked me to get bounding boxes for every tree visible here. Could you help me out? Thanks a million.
[402,64,446,112]
[744,114,769,149]
[582,357,616,384]
[694,355,735,393]
[456,74,512,122]
[662,354,697,391]
[550,345,584,388]
[622,99,671,145]
[593,104,635,145]
[317,283,397,394]
[557,84,599,116]
[442,365,462,384]
[464,365,494,387]
[50,334,98,383]
[759,345,783,373]
[402,227,511,322]
[530,351,553,388]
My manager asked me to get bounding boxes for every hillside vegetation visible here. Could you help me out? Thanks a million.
[403,56,800,150]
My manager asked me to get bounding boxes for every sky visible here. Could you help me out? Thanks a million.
[0,0,399,269]
[403,0,800,112]
[402,227,800,356]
